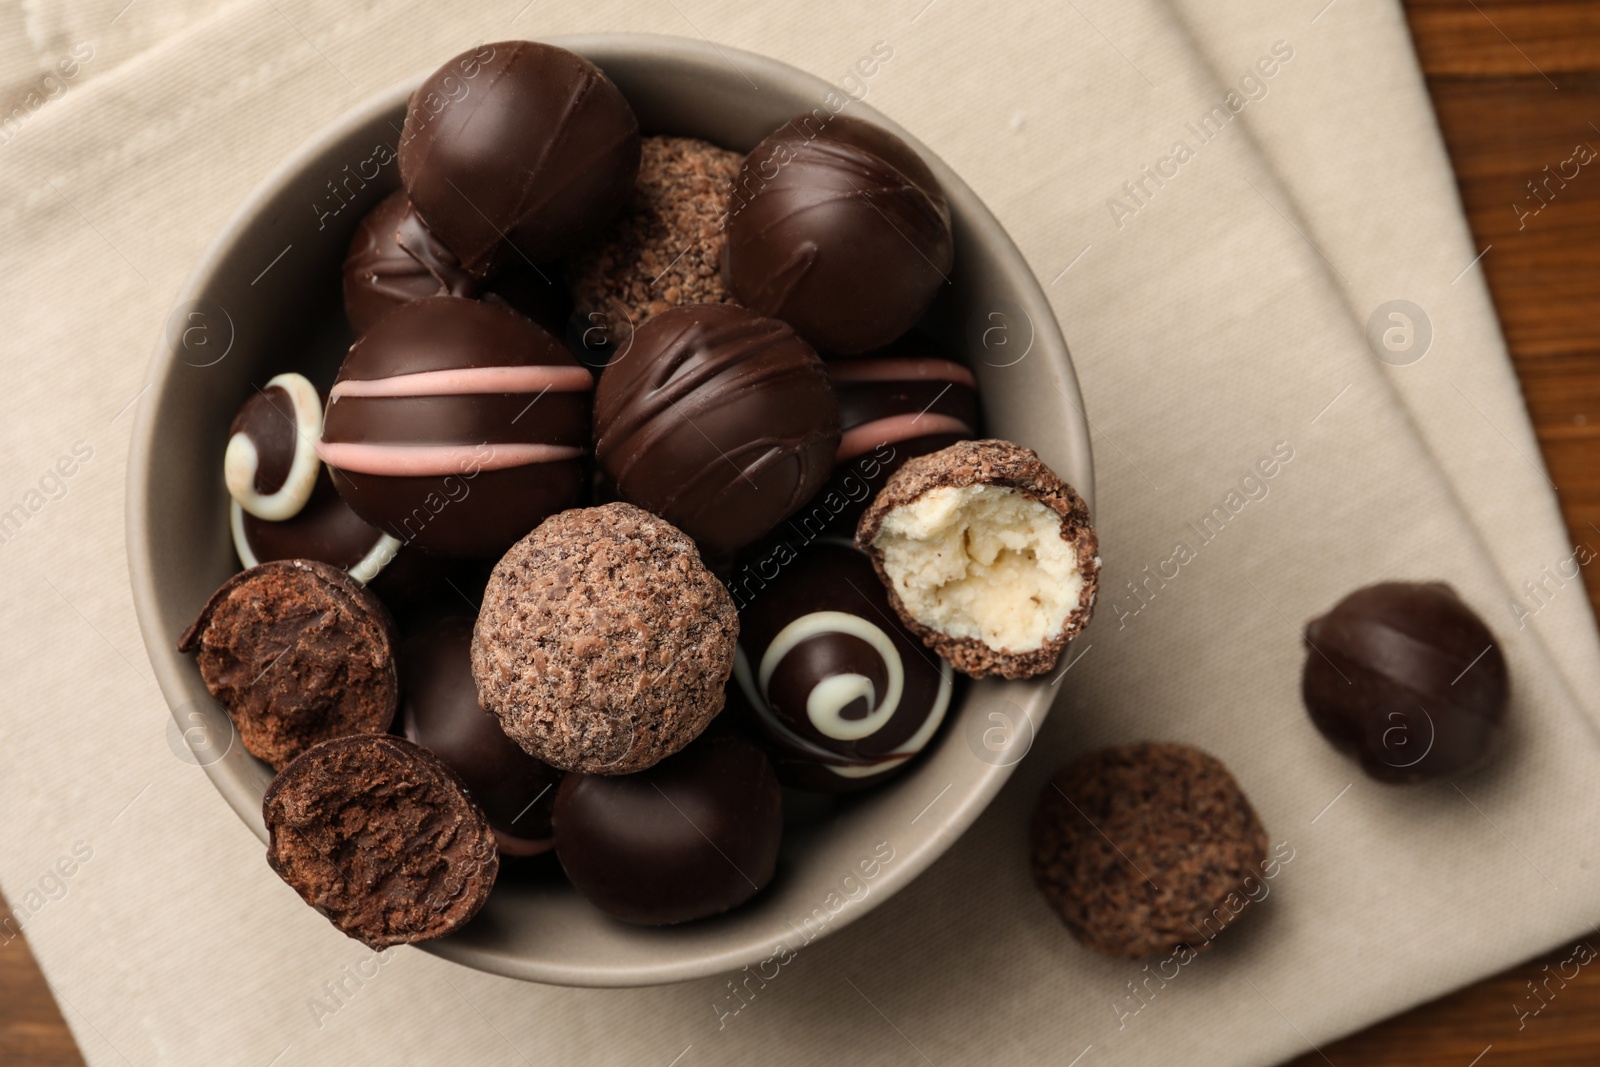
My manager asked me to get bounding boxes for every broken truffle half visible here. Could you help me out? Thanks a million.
[855,439,1098,679]
[263,734,499,949]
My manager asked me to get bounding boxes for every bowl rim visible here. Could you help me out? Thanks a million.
[125,31,1094,986]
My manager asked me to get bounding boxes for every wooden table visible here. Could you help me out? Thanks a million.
[5,1,1599,1063]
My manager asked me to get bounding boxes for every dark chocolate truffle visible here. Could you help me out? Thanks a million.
[233,470,402,585]
[735,541,952,791]
[263,734,498,949]
[402,615,560,855]
[471,503,739,774]
[856,440,1099,679]
[593,304,840,555]
[554,734,781,924]
[723,114,953,354]
[567,135,742,355]
[1302,581,1509,784]
[342,190,569,336]
[1031,743,1271,959]
[178,559,399,769]
[224,372,322,521]
[317,295,593,558]
[398,41,640,276]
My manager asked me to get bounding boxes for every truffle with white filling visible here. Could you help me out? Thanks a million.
[855,439,1098,679]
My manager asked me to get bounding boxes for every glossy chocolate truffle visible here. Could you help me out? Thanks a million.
[593,304,840,555]
[264,733,498,949]
[224,372,321,521]
[1032,743,1272,959]
[342,190,569,336]
[1302,581,1509,784]
[735,541,952,791]
[402,615,559,855]
[723,114,953,354]
[471,503,739,774]
[857,440,1099,680]
[233,471,401,585]
[398,41,640,276]
[318,296,592,558]
[554,734,782,924]
[178,559,399,769]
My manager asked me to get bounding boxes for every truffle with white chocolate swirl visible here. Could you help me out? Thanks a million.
[225,372,322,522]
[318,296,593,558]
[734,541,952,791]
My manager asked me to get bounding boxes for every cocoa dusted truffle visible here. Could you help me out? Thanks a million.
[567,135,743,355]
[593,304,840,556]
[554,734,781,924]
[856,439,1098,679]
[470,503,738,774]
[1302,581,1509,783]
[398,41,641,276]
[263,734,498,949]
[723,114,953,354]
[1031,743,1271,959]
[178,559,399,768]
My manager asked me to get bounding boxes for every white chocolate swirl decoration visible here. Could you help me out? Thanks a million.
[224,372,323,521]
[735,613,953,778]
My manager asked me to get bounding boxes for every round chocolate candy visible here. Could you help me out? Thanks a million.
[1302,581,1509,784]
[553,734,782,925]
[224,372,322,521]
[398,41,640,276]
[735,541,953,791]
[317,295,593,558]
[401,616,559,856]
[342,190,569,337]
[232,470,401,585]
[593,304,840,556]
[723,115,954,355]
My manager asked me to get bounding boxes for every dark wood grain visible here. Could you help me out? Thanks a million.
[1283,1,1600,1064]
[3,3,1598,1065]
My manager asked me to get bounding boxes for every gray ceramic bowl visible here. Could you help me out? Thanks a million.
[126,34,1093,987]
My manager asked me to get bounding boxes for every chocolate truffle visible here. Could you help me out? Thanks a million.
[593,304,840,555]
[317,295,593,558]
[554,734,781,924]
[723,114,953,354]
[567,135,742,355]
[856,439,1099,679]
[264,734,498,949]
[178,559,399,768]
[224,372,321,521]
[342,190,569,336]
[398,41,640,276]
[232,471,402,585]
[402,615,560,855]
[471,503,738,774]
[1031,743,1271,959]
[1302,581,1509,784]
[735,541,953,791]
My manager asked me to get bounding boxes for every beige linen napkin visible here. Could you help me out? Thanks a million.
[3,2,1598,1066]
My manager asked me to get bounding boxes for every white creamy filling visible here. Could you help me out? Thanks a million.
[874,484,1081,653]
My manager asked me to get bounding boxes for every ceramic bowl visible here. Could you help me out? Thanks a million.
[126,33,1094,986]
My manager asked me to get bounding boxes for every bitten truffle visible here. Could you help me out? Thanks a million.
[1031,742,1271,959]
[856,439,1098,679]
[178,559,399,768]
[567,135,742,353]
[470,503,739,774]
[1302,581,1509,783]
[263,734,498,949]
